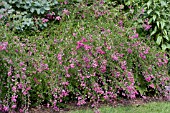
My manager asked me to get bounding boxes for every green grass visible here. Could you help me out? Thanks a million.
[68,102,170,113]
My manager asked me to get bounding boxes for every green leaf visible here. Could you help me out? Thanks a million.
[155,11,160,17]
[40,8,45,14]
[36,9,40,14]
[57,0,65,2]
[160,1,167,6]
[30,8,35,13]
[160,21,165,29]
[153,15,156,21]
[156,36,162,45]
[161,44,167,51]
[163,30,168,36]
[44,6,50,11]
[147,9,152,15]
[150,27,157,36]
[167,44,170,49]
[164,36,169,41]
[156,21,159,28]
[147,0,152,8]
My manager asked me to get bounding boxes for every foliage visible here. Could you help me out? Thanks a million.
[0,0,59,31]
[112,0,170,51]
[0,1,169,112]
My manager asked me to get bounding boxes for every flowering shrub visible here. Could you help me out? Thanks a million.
[0,1,169,112]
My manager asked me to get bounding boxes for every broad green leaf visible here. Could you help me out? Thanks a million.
[137,19,143,23]
[30,8,35,13]
[161,44,167,51]
[156,36,162,45]
[40,8,45,14]
[147,0,152,8]
[160,21,165,29]
[153,15,156,21]
[147,9,152,15]
[155,11,160,17]
[76,0,83,2]
[167,44,170,49]
[160,1,167,6]
[44,6,50,11]
[150,26,157,36]
[36,9,40,14]
[156,21,159,28]
[164,36,169,41]
[43,23,47,27]
[163,30,168,35]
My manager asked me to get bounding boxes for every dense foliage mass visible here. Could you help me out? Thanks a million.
[0,0,170,113]
[112,0,170,50]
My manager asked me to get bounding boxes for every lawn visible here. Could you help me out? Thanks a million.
[69,102,170,113]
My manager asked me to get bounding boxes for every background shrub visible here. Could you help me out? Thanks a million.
[0,0,60,31]
[112,0,170,51]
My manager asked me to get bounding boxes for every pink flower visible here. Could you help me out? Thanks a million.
[57,53,62,61]
[144,48,150,54]
[143,24,152,31]
[53,106,59,111]
[19,109,24,113]
[112,55,118,61]
[66,74,70,77]
[18,83,23,89]
[62,82,69,86]
[84,44,92,50]
[23,91,27,95]
[149,84,155,88]
[19,62,24,66]
[26,86,31,91]
[132,33,139,38]
[127,48,132,54]
[22,75,26,79]
[82,37,88,42]
[63,9,70,15]
[3,106,9,111]
[118,20,123,27]
[92,60,98,68]
[121,61,127,70]
[70,63,75,68]
[139,53,146,59]
[73,32,77,37]
[145,76,151,82]
[12,86,17,92]
[11,95,18,102]
[100,65,106,73]
[12,104,17,109]
[128,77,134,83]
[96,48,105,54]
[77,97,86,106]
[41,18,49,23]
[55,16,61,20]
[62,90,68,97]
[115,71,120,77]
[76,41,84,49]
[22,67,26,71]
[141,8,145,14]
[8,71,12,76]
